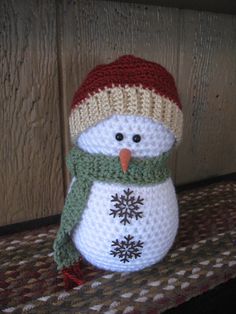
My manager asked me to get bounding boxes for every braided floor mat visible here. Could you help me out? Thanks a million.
[0,180,236,313]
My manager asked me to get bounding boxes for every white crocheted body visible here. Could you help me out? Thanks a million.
[72,178,178,272]
[69,114,178,272]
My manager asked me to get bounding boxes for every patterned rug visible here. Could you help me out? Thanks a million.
[0,180,236,313]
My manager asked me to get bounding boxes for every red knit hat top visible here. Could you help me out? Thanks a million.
[71,55,181,110]
[69,55,183,144]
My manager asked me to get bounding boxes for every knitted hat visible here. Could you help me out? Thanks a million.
[69,55,183,144]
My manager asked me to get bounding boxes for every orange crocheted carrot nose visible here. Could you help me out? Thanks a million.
[119,148,132,173]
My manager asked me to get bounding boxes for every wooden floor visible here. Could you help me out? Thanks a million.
[166,278,236,314]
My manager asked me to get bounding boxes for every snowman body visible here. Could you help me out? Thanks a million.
[70,115,178,272]
[72,178,178,272]
[53,55,184,273]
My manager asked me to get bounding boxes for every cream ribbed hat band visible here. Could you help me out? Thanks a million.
[69,55,183,143]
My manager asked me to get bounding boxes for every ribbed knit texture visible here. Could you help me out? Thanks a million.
[53,147,170,270]
[72,55,181,109]
[69,55,183,144]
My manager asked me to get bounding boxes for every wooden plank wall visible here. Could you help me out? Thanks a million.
[1,0,236,226]
[0,1,65,226]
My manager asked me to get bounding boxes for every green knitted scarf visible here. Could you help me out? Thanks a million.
[53,147,171,270]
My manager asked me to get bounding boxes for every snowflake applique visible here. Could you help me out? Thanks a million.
[110,234,144,263]
[109,188,144,225]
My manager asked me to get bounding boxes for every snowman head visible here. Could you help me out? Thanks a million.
[69,55,183,170]
[77,114,175,172]
[77,114,175,156]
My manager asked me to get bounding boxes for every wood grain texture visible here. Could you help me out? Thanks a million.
[58,0,236,186]
[0,0,65,226]
[107,0,236,15]
[57,0,180,183]
[176,10,236,184]
[1,0,236,227]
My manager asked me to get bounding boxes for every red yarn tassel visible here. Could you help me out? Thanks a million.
[62,259,85,290]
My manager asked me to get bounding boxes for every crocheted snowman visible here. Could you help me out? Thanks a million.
[54,55,183,272]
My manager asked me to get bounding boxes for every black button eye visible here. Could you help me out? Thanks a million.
[133,134,141,143]
[115,133,124,141]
